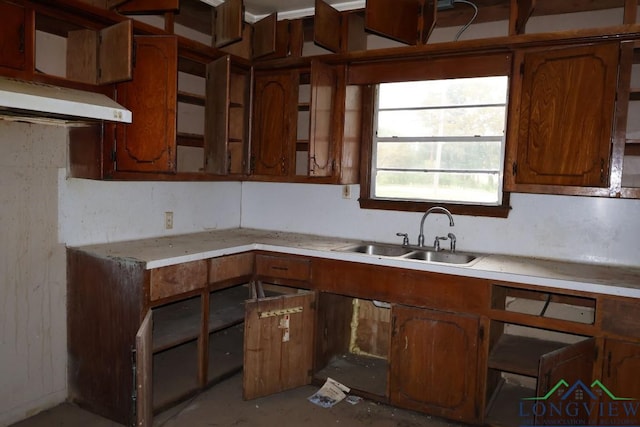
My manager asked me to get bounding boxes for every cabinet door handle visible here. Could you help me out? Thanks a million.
[272,266,289,271]
[404,336,408,350]
[18,24,25,53]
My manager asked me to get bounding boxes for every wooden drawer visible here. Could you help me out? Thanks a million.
[601,297,640,339]
[255,254,310,282]
[209,252,254,284]
[149,260,207,301]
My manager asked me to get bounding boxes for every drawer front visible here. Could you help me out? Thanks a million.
[209,252,254,284]
[255,254,310,282]
[150,260,207,301]
[601,297,640,339]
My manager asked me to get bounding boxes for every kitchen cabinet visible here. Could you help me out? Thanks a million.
[389,305,482,423]
[204,55,250,176]
[364,0,436,45]
[253,62,362,183]
[113,35,177,173]
[485,283,599,426]
[0,1,31,73]
[68,237,640,427]
[243,291,316,399]
[505,42,620,194]
[602,339,640,425]
[314,0,366,53]
[251,69,298,177]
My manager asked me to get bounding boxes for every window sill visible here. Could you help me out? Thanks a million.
[358,194,512,218]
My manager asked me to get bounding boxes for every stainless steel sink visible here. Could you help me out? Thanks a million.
[402,250,477,265]
[336,244,413,257]
[335,243,479,265]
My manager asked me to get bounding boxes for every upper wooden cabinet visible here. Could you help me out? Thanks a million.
[66,20,133,85]
[251,63,361,183]
[204,55,250,176]
[251,69,298,177]
[365,0,437,45]
[0,1,31,73]
[506,43,620,193]
[314,0,366,53]
[213,0,243,48]
[114,36,177,173]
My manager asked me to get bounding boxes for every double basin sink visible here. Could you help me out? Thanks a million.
[335,243,479,266]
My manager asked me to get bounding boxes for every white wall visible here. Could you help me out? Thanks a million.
[240,182,640,267]
[0,119,242,426]
[59,177,242,246]
[0,121,67,425]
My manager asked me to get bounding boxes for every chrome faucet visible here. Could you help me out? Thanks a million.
[417,206,455,247]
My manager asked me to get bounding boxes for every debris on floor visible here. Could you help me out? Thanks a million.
[307,377,350,408]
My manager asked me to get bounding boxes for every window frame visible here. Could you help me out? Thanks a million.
[355,53,513,218]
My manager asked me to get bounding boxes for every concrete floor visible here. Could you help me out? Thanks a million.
[11,373,464,427]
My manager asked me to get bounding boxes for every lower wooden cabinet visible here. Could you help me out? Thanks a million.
[389,305,482,424]
[243,291,316,399]
[602,339,640,425]
[69,248,640,427]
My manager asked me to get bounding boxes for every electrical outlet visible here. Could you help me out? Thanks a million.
[165,211,173,229]
[342,185,351,199]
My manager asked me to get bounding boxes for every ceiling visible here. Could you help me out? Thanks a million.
[200,0,364,21]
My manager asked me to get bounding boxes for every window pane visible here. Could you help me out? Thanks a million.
[372,76,508,206]
[377,106,506,137]
[376,140,503,171]
[374,171,501,204]
[378,77,508,109]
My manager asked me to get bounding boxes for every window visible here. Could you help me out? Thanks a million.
[371,76,509,206]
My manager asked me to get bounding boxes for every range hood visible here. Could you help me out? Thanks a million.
[0,76,132,123]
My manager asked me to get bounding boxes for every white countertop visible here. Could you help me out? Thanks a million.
[70,228,640,299]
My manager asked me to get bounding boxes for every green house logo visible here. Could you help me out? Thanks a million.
[519,379,639,426]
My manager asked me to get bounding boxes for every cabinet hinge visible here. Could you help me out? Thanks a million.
[132,39,137,68]
[600,158,606,184]
[130,346,137,427]
[111,150,117,162]
[478,324,485,342]
[18,23,25,53]
[512,162,518,176]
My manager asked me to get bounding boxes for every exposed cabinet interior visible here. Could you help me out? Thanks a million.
[619,40,640,196]
[491,284,596,325]
[151,295,203,411]
[207,284,250,383]
[315,294,390,398]
[486,281,598,426]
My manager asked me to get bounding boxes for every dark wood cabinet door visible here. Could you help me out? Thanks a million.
[510,43,619,188]
[389,305,481,423]
[135,311,153,427]
[251,70,297,176]
[365,0,436,45]
[309,61,337,177]
[204,55,230,175]
[314,0,341,52]
[214,0,243,48]
[602,339,640,425]
[115,36,177,173]
[243,291,315,400]
[535,338,596,426]
[0,1,28,71]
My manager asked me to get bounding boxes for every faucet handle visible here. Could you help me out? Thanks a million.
[434,235,448,251]
[396,232,410,246]
[447,232,457,253]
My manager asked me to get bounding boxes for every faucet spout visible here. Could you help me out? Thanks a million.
[417,206,455,247]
